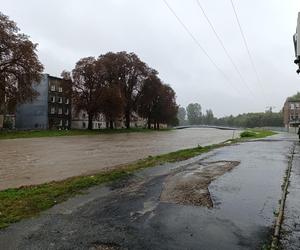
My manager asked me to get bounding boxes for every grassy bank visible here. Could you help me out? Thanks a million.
[240,129,276,139]
[0,128,171,140]
[0,129,275,229]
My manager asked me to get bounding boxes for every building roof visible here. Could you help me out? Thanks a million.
[42,73,65,81]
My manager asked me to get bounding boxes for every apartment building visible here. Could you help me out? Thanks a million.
[283,100,300,129]
[15,74,71,130]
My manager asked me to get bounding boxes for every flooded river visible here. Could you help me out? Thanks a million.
[0,128,238,190]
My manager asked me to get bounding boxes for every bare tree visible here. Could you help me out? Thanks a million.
[0,11,43,114]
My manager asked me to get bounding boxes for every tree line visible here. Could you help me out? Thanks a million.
[0,12,178,130]
[177,103,283,128]
[62,52,178,129]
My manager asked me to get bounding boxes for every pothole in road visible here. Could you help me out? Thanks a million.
[160,160,240,208]
[89,242,121,250]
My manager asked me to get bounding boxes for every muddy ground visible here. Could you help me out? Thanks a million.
[160,160,240,207]
[0,128,238,190]
[0,133,295,250]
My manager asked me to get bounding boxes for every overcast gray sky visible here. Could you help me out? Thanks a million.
[1,0,299,116]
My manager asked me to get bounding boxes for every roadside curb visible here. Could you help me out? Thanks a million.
[271,143,296,249]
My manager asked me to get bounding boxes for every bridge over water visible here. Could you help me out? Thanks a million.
[174,125,238,130]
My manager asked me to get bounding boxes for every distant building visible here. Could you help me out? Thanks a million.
[130,112,147,128]
[15,74,71,130]
[71,110,106,130]
[71,110,147,129]
[283,100,300,129]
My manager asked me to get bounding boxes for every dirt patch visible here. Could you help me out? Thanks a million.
[89,242,121,250]
[160,161,240,207]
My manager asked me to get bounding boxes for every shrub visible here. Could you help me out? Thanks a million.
[240,131,256,138]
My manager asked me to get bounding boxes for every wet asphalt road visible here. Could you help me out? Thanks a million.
[0,128,238,190]
[0,133,297,250]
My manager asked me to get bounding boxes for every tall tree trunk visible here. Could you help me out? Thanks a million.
[154,122,157,130]
[88,113,94,130]
[147,119,151,129]
[109,120,114,129]
[125,110,130,129]
[157,122,160,130]
[106,121,109,129]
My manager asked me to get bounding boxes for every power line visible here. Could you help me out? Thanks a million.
[195,0,258,101]
[230,0,270,105]
[162,0,242,96]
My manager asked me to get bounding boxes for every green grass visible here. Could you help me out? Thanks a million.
[0,129,275,229]
[0,128,171,140]
[240,129,277,139]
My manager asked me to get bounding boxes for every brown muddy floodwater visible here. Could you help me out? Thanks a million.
[0,128,238,190]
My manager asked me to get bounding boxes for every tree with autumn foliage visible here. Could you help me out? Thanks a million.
[98,52,126,129]
[138,70,161,129]
[100,52,149,128]
[100,84,124,129]
[62,57,105,130]
[0,11,43,115]
[152,83,178,129]
[65,51,178,130]
[138,71,178,129]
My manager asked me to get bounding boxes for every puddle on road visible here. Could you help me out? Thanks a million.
[160,161,240,207]
[89,242,121,250]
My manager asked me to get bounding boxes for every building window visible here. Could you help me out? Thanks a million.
[296,103,300,108]
[65,108,69,115]
[82,122,86,128]
[65,98,69,104]
[58,108,62,114]
[51,85,55,91]
[50,107,55,114]
[58,97,63,103]
[291,103,295,110]
[59,120,63,126]
[82,113,86,119]
[50,96,55,103]
[65,120,69,127]
[58,87,63,92]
